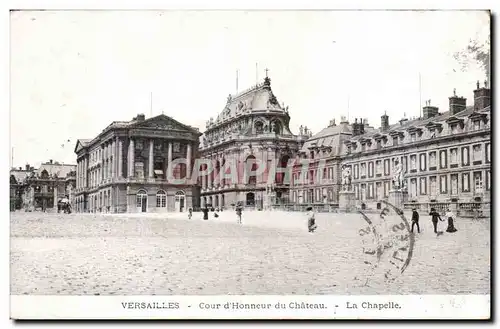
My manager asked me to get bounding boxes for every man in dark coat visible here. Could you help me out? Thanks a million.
[429,207,444,233]
[411,208,420,233]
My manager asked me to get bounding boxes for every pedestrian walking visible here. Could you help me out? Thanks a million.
[306,206,317,233]
[445,208,458,233]
[236,204,243,224]
[188,207,193,220]
[429,207,444,234]
[214,208,219,218]
[202,207,209,220]
[411,208,420,233]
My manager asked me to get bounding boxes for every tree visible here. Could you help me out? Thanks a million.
[453,36,490,85]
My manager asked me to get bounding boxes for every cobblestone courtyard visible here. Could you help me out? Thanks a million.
[10,211,490,295]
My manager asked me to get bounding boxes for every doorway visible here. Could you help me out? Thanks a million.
[136,190,148,213]
[175,190,185,212]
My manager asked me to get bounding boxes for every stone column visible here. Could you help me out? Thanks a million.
[186,143,192,180]
[129,138,135,177]
[53,184,58,211]
[167,141,173,177]
[149,139,154,178]
[84,156,88,188]
[209,156,214,188]
[111,140,116,179]
[118,138,123,178]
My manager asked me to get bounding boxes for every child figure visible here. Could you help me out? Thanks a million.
[306,206,317,233]
[188,207,193,220]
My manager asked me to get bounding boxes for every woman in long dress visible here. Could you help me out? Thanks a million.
[306,206,317,233]
[445,208,458,233]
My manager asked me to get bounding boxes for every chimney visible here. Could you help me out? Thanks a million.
[49,159,53,164]
[25,164,30,171]
[136,113,146,121]
[448,88,467,115]
[19,167,22,170]
[359,118,365,134]
[422,99,439,119]
[381,113,389,131]
[352,118,360,136]
[473,80,491,111]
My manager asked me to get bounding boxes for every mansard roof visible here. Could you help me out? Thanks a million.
[208,77,289,128]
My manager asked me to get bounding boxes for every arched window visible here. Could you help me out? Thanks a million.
[41,169,49,179]
[156,190,167,208]
[136,189,147,208]
[275,155,290,185]
[246,192,255,206]
[245,155,257,185]
[254,121,264,134]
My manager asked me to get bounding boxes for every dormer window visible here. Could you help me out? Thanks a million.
[473,120,481,131]
[411,133,416,142]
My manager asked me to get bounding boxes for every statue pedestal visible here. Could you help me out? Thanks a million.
[388,189,408,211]
[339,190,355,212]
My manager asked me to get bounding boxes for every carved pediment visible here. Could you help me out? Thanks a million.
[134,115,199,134]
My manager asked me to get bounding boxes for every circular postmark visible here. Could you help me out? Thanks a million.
[356,201,415,284]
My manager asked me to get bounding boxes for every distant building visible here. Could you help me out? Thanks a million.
[10,164,34,211]
[74,113,202,213]
[20,160,76,211]
[291,81,491,216]
[199,76,308,209]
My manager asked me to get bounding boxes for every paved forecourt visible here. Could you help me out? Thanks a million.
[10,210,490,295]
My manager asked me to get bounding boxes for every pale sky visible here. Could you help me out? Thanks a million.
[10,10,489,168]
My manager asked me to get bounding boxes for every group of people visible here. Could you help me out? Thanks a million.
[411,207,458,235]
[188,204,244,224]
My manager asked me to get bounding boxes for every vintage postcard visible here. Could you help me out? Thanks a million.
[9,8,491,320]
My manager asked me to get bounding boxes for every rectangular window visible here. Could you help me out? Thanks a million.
[354,164,359,179]
[410,155,417,171]
[473,144,482,162]
[440,175,447,194]
[384,181,390,197]
[486,143,490,163]
[376,160,382,175]
[462,147,470,166]
[419,177,427,195]
[420,153,427,171]
[403,156,408,173]
[368,183,374,199]
[384,159,390,176]
[486,171,490,191]
[360,163,366,177]
[439,150,447,169]
[410,178,417,198]
[376,182,382,199]
[450,148,458,165]
[474,172,483,193]
[462,173,470,192]
[451,174,458,195]
[368,162,374,177]
[293,191,297,202]
[429,151,436,168]
[329,168,334,180]
[430,176,437,196]
[354,185,359,200]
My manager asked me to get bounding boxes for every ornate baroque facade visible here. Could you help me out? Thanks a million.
[290,82,491,216]
[199,77,308,209]
[74,114,202,213]
[11,161,76,212]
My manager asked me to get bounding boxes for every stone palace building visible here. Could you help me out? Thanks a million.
[290,81,491,217]
[10,160,76,212]
[74,114,202,213]
[199,76,309,209]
